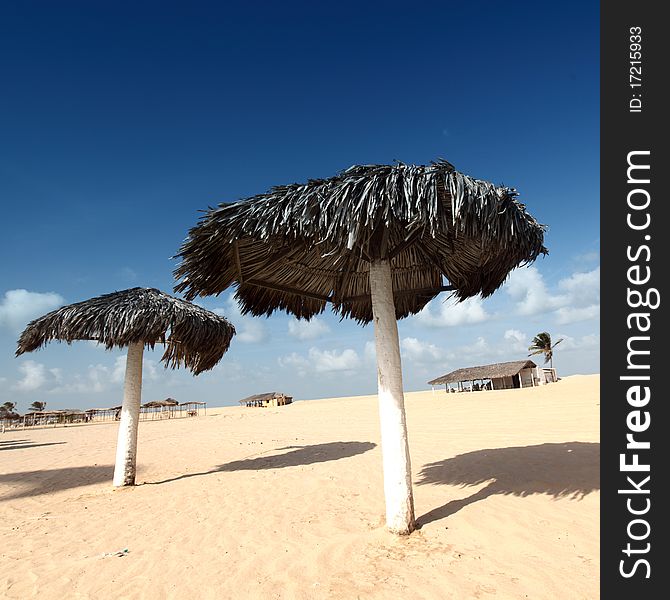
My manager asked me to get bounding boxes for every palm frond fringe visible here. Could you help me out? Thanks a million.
[16,288,235,374]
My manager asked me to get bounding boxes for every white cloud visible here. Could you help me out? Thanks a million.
[438,336,492,366]
[212,297,268,344]
[0,289,65,332]
[212,360,245,382]
[278,352,311,377]
[287,317,330,340]
[309,348,359,372]
[110,356,127,384]
[574,250,600,263]
[13,354,161,396]
[408,265,599,334]
[555,305,600,325]
[503,329,528,352]
[414,294,490,327]
[456,336,490,357]
[400,337,445,363]
[555,333,599,352]
[47,367,106,394]
[553,267,600,324]
[278,347,360,376]
[557,267,600,306]
[14,360,50,391]
[143,359,160,381]
[236,320,268,343]
[503,265,600,325]
[364,340,376,363]
[504,266,562,316]
[108,355,159,384]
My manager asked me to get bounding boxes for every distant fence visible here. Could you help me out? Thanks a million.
[1,402,207,430]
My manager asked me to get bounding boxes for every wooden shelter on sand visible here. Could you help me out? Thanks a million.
[239,392,293,408]
[141,397,179,419]
[22,409,88,426]
[179,401,207,417]
[84,406,122,422]
[5,399,210,430]
[428,359,557,392]
[140,398,207,419]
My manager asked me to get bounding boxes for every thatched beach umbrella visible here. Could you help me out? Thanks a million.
[174,160,546,534]
[16,287,235,487]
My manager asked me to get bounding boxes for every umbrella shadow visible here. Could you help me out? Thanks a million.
[0,465,114,502]
[149,441,377,485]
[416,442,599,527]
[0,441,67,451]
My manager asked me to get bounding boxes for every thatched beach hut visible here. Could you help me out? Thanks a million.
[428,360,544,392]
[174,160,546,534]
[239,392,293,408]
[84,406,122,422]
[16,287,235,486]
[179,401,207,416]
[141,398,180,419]
[0,410,21,429]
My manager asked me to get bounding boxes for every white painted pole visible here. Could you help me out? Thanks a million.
[369,258,415,535]
[113,341,144,487]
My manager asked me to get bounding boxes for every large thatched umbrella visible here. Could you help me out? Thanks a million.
[174,160,546,534]
[16,287,235,487]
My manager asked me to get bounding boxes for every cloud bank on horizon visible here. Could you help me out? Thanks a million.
[1,261,600,409]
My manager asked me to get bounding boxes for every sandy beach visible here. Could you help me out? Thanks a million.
[1,375,599,599]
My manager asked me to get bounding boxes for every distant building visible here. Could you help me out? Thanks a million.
[428,360,557,392]
[239,392,293,407]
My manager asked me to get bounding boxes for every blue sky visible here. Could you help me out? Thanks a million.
[0,1,599,410]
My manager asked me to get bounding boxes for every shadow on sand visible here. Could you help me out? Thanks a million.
[0,440,67,451]
[148,441,377,485]
[0,441,377,500]
[0,465,114,502]
[416,441,600,527]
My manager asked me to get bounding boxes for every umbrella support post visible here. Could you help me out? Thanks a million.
[369,258,416,535]
[113,341,144,487]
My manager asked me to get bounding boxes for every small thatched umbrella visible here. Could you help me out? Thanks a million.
[174,160,546,534]
[16,287,235,486]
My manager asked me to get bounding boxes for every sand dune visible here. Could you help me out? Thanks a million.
[0,375,599,599]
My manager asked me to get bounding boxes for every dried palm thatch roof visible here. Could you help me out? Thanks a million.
[32,409,85,416]
[16,288,235,374]
[0,411,20,420]
[174,160,547,323]
[142,399,179,408]
[428,360,538,385]
[239,392,292,405]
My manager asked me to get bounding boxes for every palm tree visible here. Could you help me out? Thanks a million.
[1,401,19,420]
[29,401,47,412]
[1,401,17,413]
[528,332,564,369]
